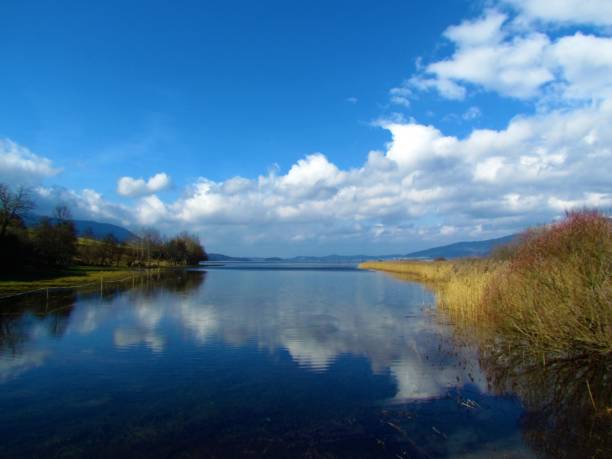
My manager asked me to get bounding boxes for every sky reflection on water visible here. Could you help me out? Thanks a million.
[0,267,539,458]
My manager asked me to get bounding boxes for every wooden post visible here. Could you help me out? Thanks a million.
[100,277,103,297]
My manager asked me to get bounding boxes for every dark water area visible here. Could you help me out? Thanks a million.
[0,265,607,458]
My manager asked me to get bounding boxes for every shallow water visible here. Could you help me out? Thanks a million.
[0,265,589,457]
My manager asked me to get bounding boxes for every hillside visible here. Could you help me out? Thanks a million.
[24,215,137,242]
[403,234,517,259]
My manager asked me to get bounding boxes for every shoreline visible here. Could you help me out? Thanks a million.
[359,258,611,418]
[0,266,193,297]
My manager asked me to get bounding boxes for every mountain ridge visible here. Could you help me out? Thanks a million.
[24,214,137,243]
[207,234,517,262]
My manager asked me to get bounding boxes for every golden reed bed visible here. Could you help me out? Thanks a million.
[359,210,612,361]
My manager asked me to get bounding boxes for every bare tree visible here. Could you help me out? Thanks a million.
[0,184,34,239]
[53,204,72,223]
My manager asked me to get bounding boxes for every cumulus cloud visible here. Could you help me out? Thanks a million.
[117,172,170,197]
[77,96,603,250]
[0,139,60,187]
[33,186,132,225]
[505,0,612,27]
[401,6,612,103]
[415,10,553,100]
[36,95,609,253]
[136,194,169,225]
[26,109,612,256]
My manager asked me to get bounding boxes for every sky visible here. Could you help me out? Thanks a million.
[1,0,611,257]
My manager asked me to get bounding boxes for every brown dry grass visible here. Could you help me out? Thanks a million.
[359,210,612,360]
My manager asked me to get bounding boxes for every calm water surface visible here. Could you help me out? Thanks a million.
[0,265,554,457]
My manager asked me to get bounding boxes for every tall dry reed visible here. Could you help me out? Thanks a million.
[484,210,612,359]
[360,210,612,360]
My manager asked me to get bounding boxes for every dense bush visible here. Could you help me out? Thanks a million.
[77,230,207,267]
[485,210,612,359]
[0,194,78,273]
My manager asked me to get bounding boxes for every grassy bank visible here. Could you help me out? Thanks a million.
[360,258,500,324]
[0,266,149,296]
[360,210,612,361]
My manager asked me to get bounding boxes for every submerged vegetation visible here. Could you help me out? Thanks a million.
[360,210,612,425]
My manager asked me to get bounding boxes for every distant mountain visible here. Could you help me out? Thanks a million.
[205,253,374,263]
[402,234,517,259]
[206,253,252,262]
[205,234,517,263]
[24,215,137,243]
[287,254,390,263]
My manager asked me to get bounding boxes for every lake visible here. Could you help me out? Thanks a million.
[0,265,603,458]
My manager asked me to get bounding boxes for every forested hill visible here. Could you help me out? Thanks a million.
[403,234,517,259]
[24,215,137,242]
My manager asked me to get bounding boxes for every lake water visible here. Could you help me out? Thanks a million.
[0,265,601,457]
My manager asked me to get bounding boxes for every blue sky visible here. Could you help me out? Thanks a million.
[1,0,611,256]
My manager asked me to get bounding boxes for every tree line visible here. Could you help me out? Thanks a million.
[0,183,207,275]
[78,228,207,268]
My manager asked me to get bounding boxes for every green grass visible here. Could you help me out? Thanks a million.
[0,266,143,296]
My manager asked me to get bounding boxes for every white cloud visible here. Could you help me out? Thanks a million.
[281,153,344,189]
[506,0,612,27]
[136,194,169,225]
[404,7,612,103]
[548,192,612,211]
[445,9,507,46]
[384,123,458,168]
[551,33,612,101]
[427,13,554,99]
[25,97,611,255]
[407,75,467,100]
[0,139,60,187]
[117,172,170,197]
[33,186,132,225]
[474,157,506,182]
[30,93,609,254]
[389,85,412,106]
[462,106,482,120]
[96,98,605,250]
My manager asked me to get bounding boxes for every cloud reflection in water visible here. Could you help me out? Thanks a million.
[53,269,487,401]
